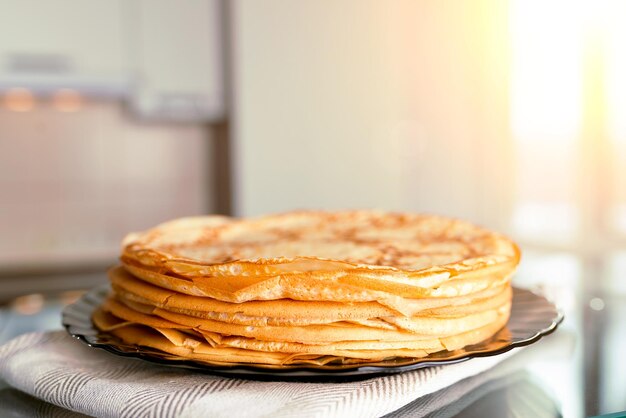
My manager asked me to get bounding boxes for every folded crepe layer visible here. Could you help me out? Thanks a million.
[102,296,422,343]
[92,308,509,365]
[102,293,510,343]
[152,304,509,342]
[120,261,514,306]
[109,266,397,319]
[112,280,512,329]
[109,266,511,324]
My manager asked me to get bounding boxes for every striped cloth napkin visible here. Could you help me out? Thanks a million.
[0,331,519,418]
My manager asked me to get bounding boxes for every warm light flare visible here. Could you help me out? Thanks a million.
[511,0,626,144]
[11,293,45,315]
[52,88,83,112]
[510,0,626,241]
[601,1,626,143]
[510,0,584,143]
[2,87,36,112]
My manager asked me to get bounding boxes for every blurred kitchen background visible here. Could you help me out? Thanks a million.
[1,0,625,416]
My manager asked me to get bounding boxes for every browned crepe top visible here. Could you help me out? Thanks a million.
[122,210,520,276]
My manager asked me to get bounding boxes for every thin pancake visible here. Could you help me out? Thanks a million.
[93,308,509,365]
[109,265,511,322]
[122,211,519,275]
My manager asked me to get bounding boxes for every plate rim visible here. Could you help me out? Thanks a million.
[62,285,564,379]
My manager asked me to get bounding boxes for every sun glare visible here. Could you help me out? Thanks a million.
[510,0,584,143]
[510,0,626,241]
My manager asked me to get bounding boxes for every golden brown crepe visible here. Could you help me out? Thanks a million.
[93,210,519,366]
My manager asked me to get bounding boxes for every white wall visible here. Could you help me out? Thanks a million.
[230,0,512,230]
[0,0,127,77]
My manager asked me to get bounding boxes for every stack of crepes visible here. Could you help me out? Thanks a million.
[93,211,520,368]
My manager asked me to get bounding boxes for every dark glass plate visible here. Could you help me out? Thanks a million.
[62,286,563,380]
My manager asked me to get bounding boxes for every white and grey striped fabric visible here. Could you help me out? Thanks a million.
[0,331,519,418]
